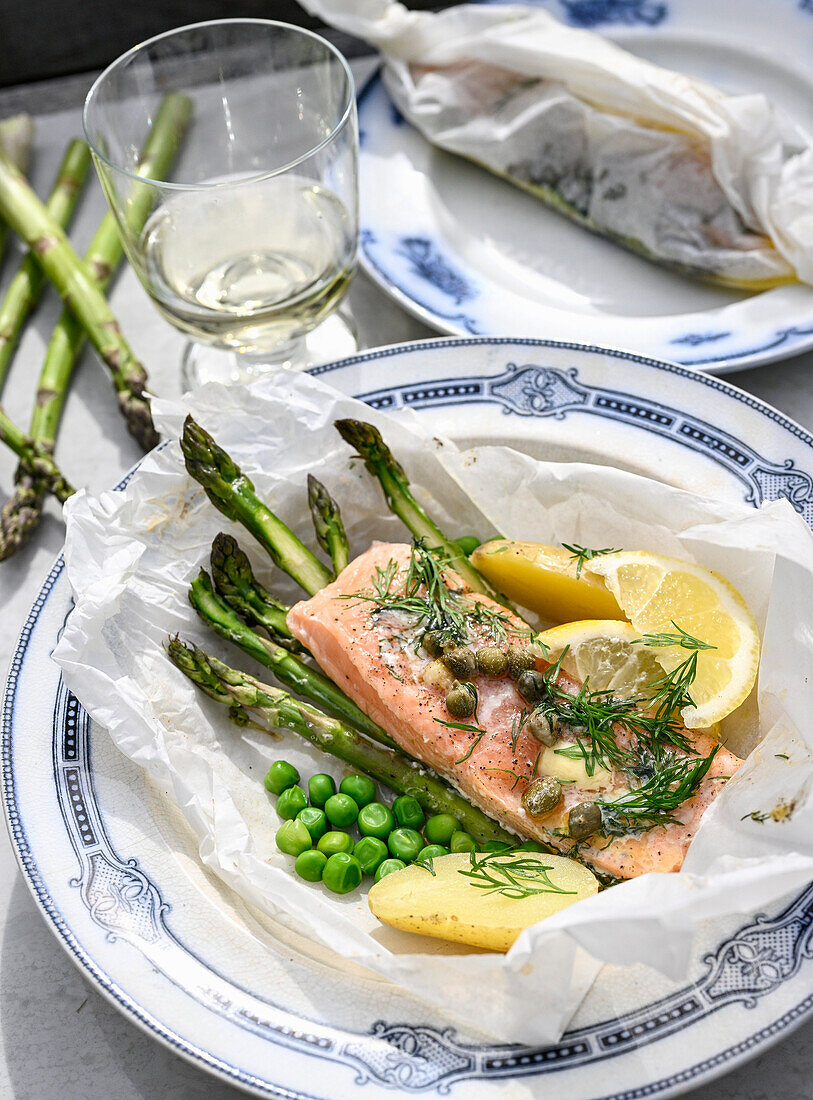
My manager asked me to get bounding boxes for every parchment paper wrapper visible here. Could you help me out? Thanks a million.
[54,368,813,1043]
[300,0,813,285]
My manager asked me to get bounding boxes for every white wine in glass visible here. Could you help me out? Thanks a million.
[84,20,359,387]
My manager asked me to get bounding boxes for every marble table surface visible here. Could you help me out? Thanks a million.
[1,57,813,1100]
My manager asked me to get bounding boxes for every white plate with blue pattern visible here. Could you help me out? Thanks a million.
[4,337,813,1098]
[358,0,813,374]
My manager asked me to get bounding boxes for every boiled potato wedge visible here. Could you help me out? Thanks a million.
[368,852,598,952]
[470,540,624,624]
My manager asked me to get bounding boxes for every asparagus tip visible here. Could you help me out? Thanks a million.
[335,418,406,479]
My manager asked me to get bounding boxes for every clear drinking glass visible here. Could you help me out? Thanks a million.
[83,19,359,388]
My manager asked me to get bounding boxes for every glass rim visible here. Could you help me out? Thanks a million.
[82,18,356,191]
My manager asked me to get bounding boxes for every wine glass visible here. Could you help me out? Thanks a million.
[83,19,359,388]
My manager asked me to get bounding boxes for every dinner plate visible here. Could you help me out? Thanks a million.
[4,337,813,1099]
[357,0,813,373]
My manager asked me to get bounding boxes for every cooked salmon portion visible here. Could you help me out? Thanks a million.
[287,542,740,880]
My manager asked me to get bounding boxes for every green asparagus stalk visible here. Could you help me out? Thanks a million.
[181,416,333,596]
[0,114,33,266]
[0,150,164,448]
[307,474,349,574]
[167,636,516,846]
[210,532,299,648]
[190,567,397,749]
[0,139,91,392]
[0,95,191,560]
[334,419,505,603]
[0,408,72,500]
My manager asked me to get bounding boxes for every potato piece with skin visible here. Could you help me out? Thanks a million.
[471,540,624,624]
[368,852,598,952]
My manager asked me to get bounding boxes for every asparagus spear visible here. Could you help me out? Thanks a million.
[335,419,504,603]
[0,95,191,560]
[190,567,397,748]
[0,139,91,392]
[181,416,333,596]
[307,474,349,574]
[210,532,298,648]
[0,151,159,447]
[0,409,72,500]
[0,115,33,267]
[167,636,516,846]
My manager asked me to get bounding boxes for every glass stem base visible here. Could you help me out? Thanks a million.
[181,308,359,390]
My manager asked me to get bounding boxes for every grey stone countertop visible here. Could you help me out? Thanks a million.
[1,56,813,1100]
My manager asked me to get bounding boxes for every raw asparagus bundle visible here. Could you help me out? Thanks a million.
[0,94,191,560]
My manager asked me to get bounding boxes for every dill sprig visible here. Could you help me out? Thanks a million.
[347,539,538,647]
[638,622,716,651]
[434,716,487,764]
[457,850,577,900]
[596,747,721,837]
[561,543,620,579]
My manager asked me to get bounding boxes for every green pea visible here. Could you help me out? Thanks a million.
[354,836,389,876]
[374,858,406,883]
[516,839,545,852]
[425,814,459,846]
[392,795,425,831]
[276,785,308,821]
[264,760,300,796]
[317,830,355,857]
[357,801,395,839]
[387,827,424,862]
[275,819,312,857]
[308,772,337,808]
[322,853,363,894]
[325,792,359,828]
[455,535,481,556]
[417,844,448,861]
[481,841,513,852]
[340,774,377,808]
[449,830,476,854]
[294,849,327,882]
[297,806,328,843]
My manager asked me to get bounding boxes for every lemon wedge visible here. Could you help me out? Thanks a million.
[471,540,623,623]
[536,619,662,698]
[587,551,760,728]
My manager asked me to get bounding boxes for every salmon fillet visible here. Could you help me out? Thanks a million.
[287,542,740,880]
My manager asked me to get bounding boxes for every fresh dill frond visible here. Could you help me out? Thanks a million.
[638,622,716,651]
[597,747,720,837]
[457,850,577,900]
[561,543,620,579]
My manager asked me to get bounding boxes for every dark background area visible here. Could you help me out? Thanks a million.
[0,1,442,87]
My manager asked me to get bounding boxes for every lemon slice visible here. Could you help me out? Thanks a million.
[471,540,623,623]
[587,551,760,728]
[536,619,662,698]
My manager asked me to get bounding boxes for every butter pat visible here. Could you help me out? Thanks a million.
[541,741,613,790]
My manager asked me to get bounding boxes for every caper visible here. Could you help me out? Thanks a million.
[517,669,548,704]
[568,801,602,840]
[507,645,535,679]
[476,646,508,678]
[423,629,453,657]
[445,680,477,718]
[526,708,561,746]
[521,776,561,816]
[443,645,477,680]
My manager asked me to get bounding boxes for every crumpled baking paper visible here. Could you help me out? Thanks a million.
[54,367,813,1043]
[301,0,813,285]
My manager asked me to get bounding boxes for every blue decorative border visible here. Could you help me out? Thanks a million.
[5,338,813,1098]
